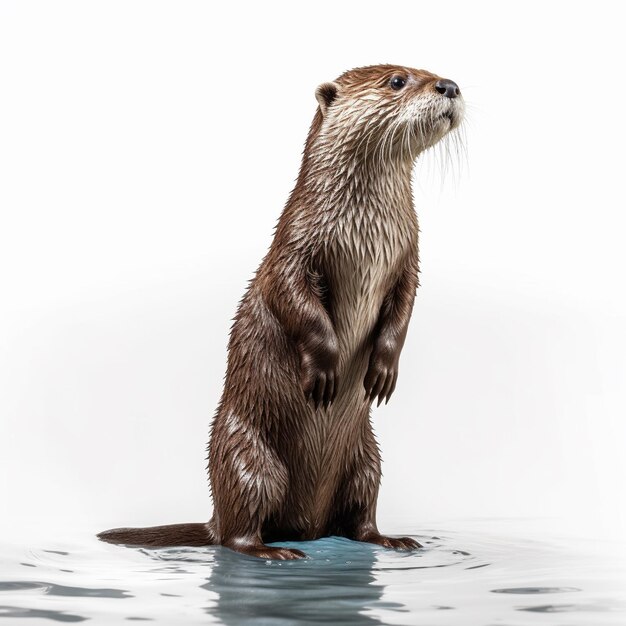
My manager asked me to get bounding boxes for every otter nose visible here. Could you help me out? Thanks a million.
[435,79,460,98]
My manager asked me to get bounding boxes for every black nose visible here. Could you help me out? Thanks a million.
[435,79,460,98]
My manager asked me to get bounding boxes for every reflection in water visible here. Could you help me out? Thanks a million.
[0,523,624,625]
[202,537,388,625]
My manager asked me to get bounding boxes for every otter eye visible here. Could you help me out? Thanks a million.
[390,76,406,91]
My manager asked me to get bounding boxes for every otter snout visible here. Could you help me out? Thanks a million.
[435,79,460,98]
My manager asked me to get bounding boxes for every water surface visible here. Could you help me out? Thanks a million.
[1,521,624,624]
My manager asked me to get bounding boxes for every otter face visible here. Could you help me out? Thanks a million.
[315,64,465,162]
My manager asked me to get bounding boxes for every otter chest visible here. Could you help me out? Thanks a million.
[323,206,411,351]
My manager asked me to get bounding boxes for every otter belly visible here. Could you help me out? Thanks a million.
[275,245,403,537]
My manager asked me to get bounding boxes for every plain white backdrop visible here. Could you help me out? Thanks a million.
[1,1,624,543]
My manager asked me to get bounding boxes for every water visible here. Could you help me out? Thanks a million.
[0,521,624,625]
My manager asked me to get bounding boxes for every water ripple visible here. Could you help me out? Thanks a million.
[0,605,87,622]
[492,586,581,594]
[0,523,624,625]
[0,581,131,598]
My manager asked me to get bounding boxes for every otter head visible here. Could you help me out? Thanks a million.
[313,64,464,163]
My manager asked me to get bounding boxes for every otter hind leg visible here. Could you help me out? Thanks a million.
[224,537,306,560]
[209,410,306,560]
[333,425,422,552]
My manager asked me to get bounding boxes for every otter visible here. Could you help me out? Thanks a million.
[98,64,464,560]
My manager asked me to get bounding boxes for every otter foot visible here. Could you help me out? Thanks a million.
[357,532,422,551]
[227,543,307,560]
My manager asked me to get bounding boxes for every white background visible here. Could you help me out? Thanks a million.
[1,1,624,542]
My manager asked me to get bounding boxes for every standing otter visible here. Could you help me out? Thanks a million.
[98,64,464,560]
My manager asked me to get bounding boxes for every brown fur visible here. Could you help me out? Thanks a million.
[98,64,464,559]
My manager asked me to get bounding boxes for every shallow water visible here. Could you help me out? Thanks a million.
[0,521,624,625]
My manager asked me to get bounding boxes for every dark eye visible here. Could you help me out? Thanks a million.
[390,76,406,90]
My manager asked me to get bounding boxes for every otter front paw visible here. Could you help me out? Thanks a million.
[364,340,400,406]
[299,338,339,409]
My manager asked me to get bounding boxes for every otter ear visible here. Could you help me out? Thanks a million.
[315,82,339,117]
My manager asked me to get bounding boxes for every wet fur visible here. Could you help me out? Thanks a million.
[98,64,464,559]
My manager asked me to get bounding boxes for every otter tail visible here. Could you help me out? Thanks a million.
[97,522,215,548]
